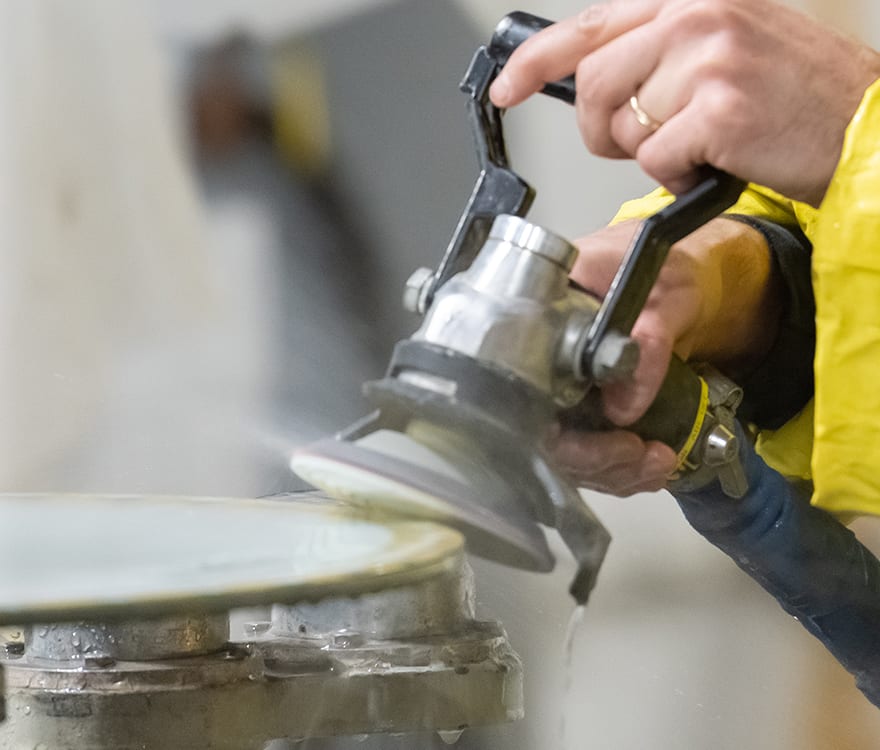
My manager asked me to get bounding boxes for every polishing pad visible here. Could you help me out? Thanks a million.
[291,422,554,572]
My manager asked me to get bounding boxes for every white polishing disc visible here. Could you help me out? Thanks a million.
[291,427,554,572]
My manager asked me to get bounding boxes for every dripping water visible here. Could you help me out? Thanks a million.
[438,729,464,745]
[559,605,586,749]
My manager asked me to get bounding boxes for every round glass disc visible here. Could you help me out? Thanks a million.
[0,492,463,624]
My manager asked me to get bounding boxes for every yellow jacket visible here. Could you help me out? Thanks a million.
[611,79,880,518]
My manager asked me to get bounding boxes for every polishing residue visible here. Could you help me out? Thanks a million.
[438,729,464,744]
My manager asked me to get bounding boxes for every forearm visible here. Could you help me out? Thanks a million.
[681,216,782,377]
[598,185,815,402]
[673,428,880,707]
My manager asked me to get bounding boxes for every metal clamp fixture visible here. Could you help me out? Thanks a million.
[0,553,522,748]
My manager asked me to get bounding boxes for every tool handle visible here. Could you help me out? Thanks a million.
[487,12,576,104]
[582,169,745,369]
[559,354,707,459]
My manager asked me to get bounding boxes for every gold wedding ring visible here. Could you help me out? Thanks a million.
[629,95,662,132]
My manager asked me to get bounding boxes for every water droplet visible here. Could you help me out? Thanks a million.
[563,605,585,662]
[438,730,464,745]
[560,605,586,749]
[23,705,31,716]
[332,630,364,649]
[244,621,271,637]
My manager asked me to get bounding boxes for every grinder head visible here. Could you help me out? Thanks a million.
[292,208,617,603]
[291,334,613,605]
[292,417,555,572]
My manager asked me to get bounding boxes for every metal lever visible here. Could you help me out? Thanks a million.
[580,168,746,382]
[424,11,745,324]
[423,46,535,308]
[424,13,574,307]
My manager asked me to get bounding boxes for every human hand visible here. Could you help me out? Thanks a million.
[551,425,679,495]
[489,0,880,206]
[549,216,780,494]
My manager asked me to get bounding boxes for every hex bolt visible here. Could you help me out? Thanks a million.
[590,333,639,384]
[402,267,435,314]
[2,641,24,658]
[704,424,738,466]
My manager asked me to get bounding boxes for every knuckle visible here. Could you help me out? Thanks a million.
[510,40,546,75]
[609,397,651,428]
[698,83,753,146]
[607,111,633,156]
[696,28,747,83]
[574,67,622,157]
[576,2,609,35]
[667,0,746,42]
[574,57,607,104]
[575,108,603,154]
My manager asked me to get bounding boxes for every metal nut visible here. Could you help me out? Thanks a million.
[403,267,435,314]
[2,641,24,658]
[590,333,639,384]
[703,424,738,466]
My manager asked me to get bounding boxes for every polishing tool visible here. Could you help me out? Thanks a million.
[292,12,750,603]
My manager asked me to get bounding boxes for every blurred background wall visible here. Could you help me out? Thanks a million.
[1,0,879,747]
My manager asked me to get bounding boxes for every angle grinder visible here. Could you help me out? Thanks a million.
[292,12,749,604]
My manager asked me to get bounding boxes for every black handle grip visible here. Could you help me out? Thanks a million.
[559,354,706,458]
[488,12,576,104]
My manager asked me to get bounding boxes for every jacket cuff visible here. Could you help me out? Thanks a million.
[721,215,815,429]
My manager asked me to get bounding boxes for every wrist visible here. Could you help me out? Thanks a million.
[685,217,782,372]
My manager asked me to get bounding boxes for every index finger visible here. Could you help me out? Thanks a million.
[489,0,665,108]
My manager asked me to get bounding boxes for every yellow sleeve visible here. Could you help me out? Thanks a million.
[809,78,880,517]
[611,183,818,235]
